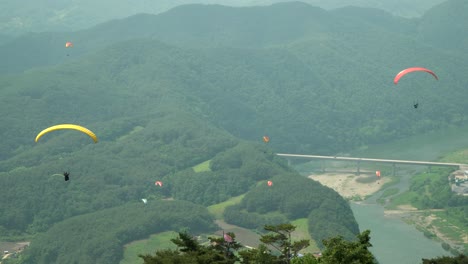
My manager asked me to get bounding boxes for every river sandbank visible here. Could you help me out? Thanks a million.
[308,172,390,200]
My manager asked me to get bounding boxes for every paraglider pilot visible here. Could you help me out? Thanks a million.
[63,172,70,181]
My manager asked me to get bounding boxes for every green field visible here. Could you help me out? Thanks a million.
[117,126,144,142]
[120,231,178,264]
[207,194,244,219]
[291,218,320,253]
[121,191,320,261]
[192,160,211,173]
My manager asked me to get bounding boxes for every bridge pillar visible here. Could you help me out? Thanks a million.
[356,160,360,175]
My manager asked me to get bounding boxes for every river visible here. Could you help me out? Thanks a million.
[299,127,468,263]
[351,202,448,264]
[346,126,468,263]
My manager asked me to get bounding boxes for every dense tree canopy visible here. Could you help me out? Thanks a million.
[0,1,467,263]
[139,224,378,264]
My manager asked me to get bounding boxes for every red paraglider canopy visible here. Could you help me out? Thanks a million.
[393,67,438,84]
[267,180,273,187]
[155,181,163,187]
[224,233,233,243]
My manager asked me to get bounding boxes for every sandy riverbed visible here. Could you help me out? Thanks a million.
[308,172,390,200]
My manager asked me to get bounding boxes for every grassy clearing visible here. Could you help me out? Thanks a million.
[192,160,211,172]
[440,149,468,163]
[290,218,320,253]
[121,194,319,261]
[387,191,419,209]
[207,194,245,220]
[120,231,178,264]
[117,126,144,142]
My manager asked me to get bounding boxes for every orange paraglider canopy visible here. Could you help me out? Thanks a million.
[393,67,438,84]
[263,136,270,143]
[267,180,273,187]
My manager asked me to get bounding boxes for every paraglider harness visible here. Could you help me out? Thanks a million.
[63,172,70,181]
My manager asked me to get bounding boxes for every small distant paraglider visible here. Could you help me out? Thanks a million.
[263,136,270,143]
[63,172,70,181]
[267,180,273,187]
[394,67,438,109]
[376,170,381,184]
[393,67,438,84]
[36,124,97,182]
[65,41,73,56]
[51,172,70,181]
[141,199,148,204]
[224,233,233,243]
[155,181,163,187]
[35,124,98,143]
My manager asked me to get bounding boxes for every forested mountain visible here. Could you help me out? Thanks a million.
[0,0,445,35]
[1,1,466,73]
[23,201,216,264]
[418,0,468,51]
[0,1,466,263]
[0,40,357,263]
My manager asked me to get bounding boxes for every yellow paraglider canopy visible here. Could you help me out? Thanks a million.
[35,124,98,143]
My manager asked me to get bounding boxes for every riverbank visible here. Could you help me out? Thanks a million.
[308,171,465,256]
[308,171,390,200]
[385,205,467,253]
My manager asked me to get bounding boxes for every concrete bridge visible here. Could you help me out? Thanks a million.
[276,153,465,176]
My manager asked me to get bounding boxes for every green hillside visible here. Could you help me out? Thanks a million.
[0,2,466,155]
[21,201,215,264]
[1,1,465,74]
[0,1,466,263]
[0,39,359,262]
[418,0,468,51]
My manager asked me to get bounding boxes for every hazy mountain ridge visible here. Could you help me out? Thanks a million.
[0,2,466,263]
[1,1,467,154]
[0,0,446,35]
[418,0,468,51]
[0,1,455,74]
[0,3,334,73]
